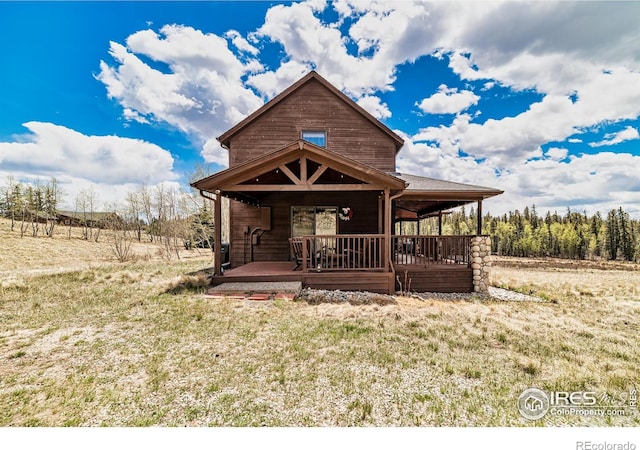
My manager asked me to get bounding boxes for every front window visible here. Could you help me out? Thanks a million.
[291,206,337,237]
[301,130,326,147]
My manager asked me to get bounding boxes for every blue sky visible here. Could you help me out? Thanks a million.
[1,1,639,216]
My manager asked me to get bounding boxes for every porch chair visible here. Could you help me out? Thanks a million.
[289,237,311,271]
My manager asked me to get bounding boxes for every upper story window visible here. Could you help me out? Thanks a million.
[302,130,326,147]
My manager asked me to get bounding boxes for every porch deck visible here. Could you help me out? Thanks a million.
[210,259,473,294]
[211,261,395,294]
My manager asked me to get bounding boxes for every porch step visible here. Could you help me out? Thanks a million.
[204,281,302,301]
[209,281,302,294]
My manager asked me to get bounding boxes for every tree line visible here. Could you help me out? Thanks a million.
[418,205,640,262]
[3,175,638,262]
[0,174,227,262]
[0,175,62,238]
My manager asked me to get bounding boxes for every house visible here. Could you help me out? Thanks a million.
[56,211,122,228]
[191,71,502,294]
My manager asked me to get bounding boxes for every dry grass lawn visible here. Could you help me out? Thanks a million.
[0,219,638,426]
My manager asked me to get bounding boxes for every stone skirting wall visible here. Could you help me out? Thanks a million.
[470,235,492,293]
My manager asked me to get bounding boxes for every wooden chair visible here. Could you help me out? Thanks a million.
[289,237,306,270]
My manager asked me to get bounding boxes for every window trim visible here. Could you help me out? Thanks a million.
[301,130,327,148]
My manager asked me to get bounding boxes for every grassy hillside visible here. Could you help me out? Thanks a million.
[0,217,211,276]
[0,219,638,426]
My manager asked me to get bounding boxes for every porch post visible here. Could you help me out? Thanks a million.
[477,200,483,235]
[384,189,390,271]
[214,192,222,276]
[378,195,383,234]
[438,211,443,236]
[471,235,491,293]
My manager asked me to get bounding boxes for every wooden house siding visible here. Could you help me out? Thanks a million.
[229,191,382,267]
[228,79,397,171]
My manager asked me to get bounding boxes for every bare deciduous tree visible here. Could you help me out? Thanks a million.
[126,191,143,242]
[139,185,154,242]
[105,202,134,262]
[44,178,62,237]
[75,187,101,241]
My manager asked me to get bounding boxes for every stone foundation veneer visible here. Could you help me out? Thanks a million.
[470,235,492,293]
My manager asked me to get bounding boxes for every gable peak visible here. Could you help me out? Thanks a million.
[217,70,404,150]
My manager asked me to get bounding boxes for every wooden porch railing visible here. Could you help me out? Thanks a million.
[301,234,386,272]
[295,234,471,271]
[392,235,471,266]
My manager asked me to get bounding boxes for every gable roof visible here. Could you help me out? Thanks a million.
[217,71,405,151]
[191,140,407,205]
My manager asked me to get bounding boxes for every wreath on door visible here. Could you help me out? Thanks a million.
[339,207,353,221]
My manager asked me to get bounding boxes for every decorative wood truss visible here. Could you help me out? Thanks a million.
[192,140,407,205]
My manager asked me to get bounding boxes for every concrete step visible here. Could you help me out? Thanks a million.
[204,281,302,301]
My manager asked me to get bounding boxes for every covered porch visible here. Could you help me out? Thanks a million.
[208,233,484,294]
[191,140,502,294]
[209,232,479,293]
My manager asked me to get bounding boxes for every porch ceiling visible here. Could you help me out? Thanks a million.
[395,198,481,219]
[391,172,503,219]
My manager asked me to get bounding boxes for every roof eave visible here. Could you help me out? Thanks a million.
[399,189,504,200]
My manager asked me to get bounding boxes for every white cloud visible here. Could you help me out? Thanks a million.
[250,1,640,159]
[482,81,495,91]
[97,24,265,166]
[246,60,312,100]
[396,132,498,190]
[253,1,398,98]
[397,138,640,217]
[417,84,480,115]
[0,122,176,185]
[225,30,259,56]
[93,1,640,216]
[361,0,640,215]
[305,0,328,12]
[510,152,640,216]
[0,122,180,209]
[356,95,391,120]
[412,69,640,168]
[545,147,568,161]
[122,108,149,124]
[343,0,434,64]
[589,126,640,148]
